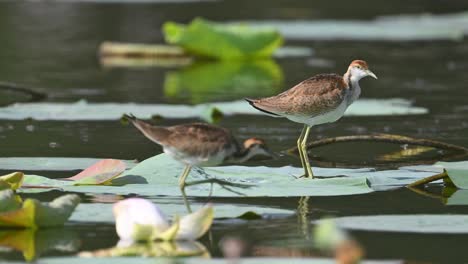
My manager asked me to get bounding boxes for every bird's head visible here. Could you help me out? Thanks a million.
[243,137,276,159]
[348,60,378,81]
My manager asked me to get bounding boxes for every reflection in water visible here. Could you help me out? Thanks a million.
[0,228,79,261]
[164,59,284,103]
[80,240,209,258]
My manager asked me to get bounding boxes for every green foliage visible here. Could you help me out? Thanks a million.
[163,18,283,59]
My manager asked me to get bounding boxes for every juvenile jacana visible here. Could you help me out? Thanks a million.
[246,60,377,178]
[124,114,274,189]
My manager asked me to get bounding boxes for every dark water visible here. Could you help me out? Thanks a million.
[1,1,468,263]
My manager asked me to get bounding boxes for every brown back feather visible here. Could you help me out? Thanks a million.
[163,123,240,157]
[251,74,348,117]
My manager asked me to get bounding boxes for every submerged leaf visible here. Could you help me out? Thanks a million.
[65,159,126,185]
[163,60,283,104]
[163,18,283,59]
[0,228,79,262]
[0,172,24,190]
[79,241,208,258]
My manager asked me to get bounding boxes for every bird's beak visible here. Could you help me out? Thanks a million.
[367,70,378,79]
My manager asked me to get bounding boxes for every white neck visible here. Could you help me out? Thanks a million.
[344,72,362,104]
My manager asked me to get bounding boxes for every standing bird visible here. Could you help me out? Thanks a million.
[246,60,377,178]
[124,114,274,189]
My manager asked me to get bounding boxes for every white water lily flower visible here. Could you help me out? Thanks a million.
[113,198,213,242]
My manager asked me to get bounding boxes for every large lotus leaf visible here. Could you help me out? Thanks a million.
[323,215,468,234]
[243,12,468,41]
[79,241,208,258]
[0,172,24,190]
[163,18,283,59]
[0,98,427,121]
[0,157,136,171]
[436,161,468,189]
[0,190,80,228]
[164,60,283,104]
[70,201,293,223]
[20,154,439,197]
[0,228,79,262]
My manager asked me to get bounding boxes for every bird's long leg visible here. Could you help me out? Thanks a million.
[301,126,314,179]
[181,187,192,213]
[179,165,192,190]
[296,125,307,176]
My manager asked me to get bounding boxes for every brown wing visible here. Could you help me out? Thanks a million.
[162,123,240,157]
[249,74,348,117]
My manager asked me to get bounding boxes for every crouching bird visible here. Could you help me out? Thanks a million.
[123,114,274,190]
[246,60,377,178]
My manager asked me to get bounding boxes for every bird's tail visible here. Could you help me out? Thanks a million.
[122,113,170,144]
[245,98,280,117]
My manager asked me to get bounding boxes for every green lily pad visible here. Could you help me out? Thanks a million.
[0,98,427,121]
[163,18,283,59]
[243,12,468,41]
[322,215,468,234]
[436,161,468,189]
[0,157,137,171]
[164,60,283,104]
[70,201,293,223]
[19,154,438,197]
[0,190,80,228]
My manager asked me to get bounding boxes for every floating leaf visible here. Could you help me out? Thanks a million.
[19,154,439,197]
[436,161,468,189]
[64,159,126,185]
[0,190,80,228]
[0,172,24,190]
[164,60,283,104]
[0,98,427,121]
[113,198,212,242]
[0,157,137,171]
[242,12,468,41]
[71,202,293,223]
[163,18,283,59]
[324,214,468,234]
